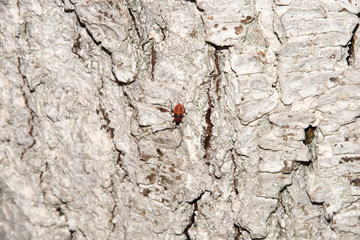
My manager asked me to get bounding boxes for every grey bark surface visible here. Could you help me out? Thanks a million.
[1,0,360,239]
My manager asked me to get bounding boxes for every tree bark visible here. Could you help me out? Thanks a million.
[1,0,360,239]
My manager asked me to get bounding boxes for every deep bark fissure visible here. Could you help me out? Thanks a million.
[203,83,213,165]
[160,26,166,41]
[69,227,86,239]
[297,125,317,167]
[234,224,243,240]
[69,229,76,240]
[234,223,252,240]
[73,11,101,45]
[203,49,221,164]
[346,23,359,66]
[303,126,317,145]
[214,50,221,102]
[183,191,207,239]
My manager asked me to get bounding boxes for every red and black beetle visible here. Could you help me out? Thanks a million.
[171,103,186,125]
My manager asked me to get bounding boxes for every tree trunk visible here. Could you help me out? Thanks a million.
[1,0,360,239]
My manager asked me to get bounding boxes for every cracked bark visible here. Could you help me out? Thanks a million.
[203,49,220,165]
[346,23,359,66]
[231,151,239,195]
[151,42,156,81]
[17,57,36,160]
[183,191,207,240]
[3,0,360,239]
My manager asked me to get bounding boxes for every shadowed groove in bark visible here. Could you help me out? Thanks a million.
[346,23,359,66]
[297,125,317,167]
[234,223,252,240]
[185,0,205,12]
[184,201,198,239]
[234,224,243,240]
[204,84,213,164]
[183,191,208,239]
[214,50,221,102]
[127,7,141,39]
[204,49,220,164]
[303,125,317,146]
[72,10,101,46]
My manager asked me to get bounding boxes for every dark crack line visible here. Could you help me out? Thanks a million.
[69,229,76,240]
[127,7,141,40]
[346,23,359,66]
[234,223,252,240]
[73,11,101,45]
[69,1,138,86]
[68,3,125,83]
[266,184,292,225]
[214,50,221,102]
[69,228,86,239]
[160,26,166,41]
[183,191,209,239]
[17,57,36,160]
[16,0,21,14]
[234,224,244,240]
[231,152,239,195]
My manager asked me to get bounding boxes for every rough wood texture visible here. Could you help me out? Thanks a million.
[1,0,360,239]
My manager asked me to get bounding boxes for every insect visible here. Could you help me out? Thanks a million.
[171,103,186,125]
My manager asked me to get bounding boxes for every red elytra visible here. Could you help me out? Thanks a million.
[171,103,185,125]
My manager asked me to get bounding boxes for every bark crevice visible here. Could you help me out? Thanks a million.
[17,57,36,160]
